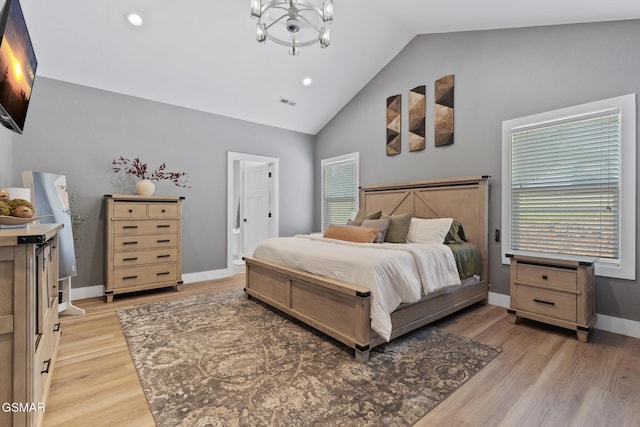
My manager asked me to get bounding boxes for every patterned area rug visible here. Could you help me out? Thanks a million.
[117,290,501,426]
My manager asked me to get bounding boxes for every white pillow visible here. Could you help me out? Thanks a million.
[406,217,453,244]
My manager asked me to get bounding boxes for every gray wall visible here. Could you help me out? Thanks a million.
[0,129,11,185]
[11,77,315,289]
[315,20,640,322]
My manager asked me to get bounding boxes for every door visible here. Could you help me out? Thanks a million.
[242,163,272,258]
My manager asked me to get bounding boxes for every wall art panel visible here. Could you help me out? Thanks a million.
[386,94,401,156]
[408,85,426,152]
[435,75,454,147]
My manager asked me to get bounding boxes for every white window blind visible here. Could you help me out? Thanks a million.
[502,93,636,280]
[321,153,359,230]
[511,112,621,259]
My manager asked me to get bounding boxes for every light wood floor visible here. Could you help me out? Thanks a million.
[44,275,640,427]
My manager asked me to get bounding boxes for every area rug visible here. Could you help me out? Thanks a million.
[117,290,501,426]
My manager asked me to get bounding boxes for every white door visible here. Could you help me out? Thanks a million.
[242,163,272,258]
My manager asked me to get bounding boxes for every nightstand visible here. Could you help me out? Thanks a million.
[507,253,596,342]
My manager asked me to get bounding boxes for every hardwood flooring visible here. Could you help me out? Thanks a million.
[44,276,640,427]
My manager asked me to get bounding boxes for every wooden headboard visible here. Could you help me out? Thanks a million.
[360,175,491,284]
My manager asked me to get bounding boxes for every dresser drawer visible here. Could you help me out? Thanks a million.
[114,234,178,251]
[515,263,577,291]
[148,203,179,218]
[113,263,179,288]
[514,284,577,322]
[112,219,179,235]
[113,202,148,218]
[113,248,178,267]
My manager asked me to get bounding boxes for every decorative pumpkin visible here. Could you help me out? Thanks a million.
[8,198,35,218]
[0,200,11,216]
[0,189,9,202]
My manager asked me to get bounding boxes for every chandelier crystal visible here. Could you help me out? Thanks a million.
[250,0,334,56]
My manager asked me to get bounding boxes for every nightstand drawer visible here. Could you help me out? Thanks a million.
[516,263,577,291]
[514,285,576,322]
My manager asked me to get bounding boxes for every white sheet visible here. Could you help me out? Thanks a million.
[252,234,461,341]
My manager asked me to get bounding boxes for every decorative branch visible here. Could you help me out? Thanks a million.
[112,157,190,188]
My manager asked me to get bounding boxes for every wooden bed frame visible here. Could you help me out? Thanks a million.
[244,175,490,362]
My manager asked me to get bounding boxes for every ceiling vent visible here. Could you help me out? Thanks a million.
[279,98,296,107]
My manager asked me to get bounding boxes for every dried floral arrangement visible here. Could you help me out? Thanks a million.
[112,157,190,188]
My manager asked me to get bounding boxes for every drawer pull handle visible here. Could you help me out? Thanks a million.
[53,322,61,332]
[123,241,138,245]
[157,239,171,243]
[157,224,171,228]
[41,359,52,374]
[123,257,138,261]
[533,298,555,306]
[157,272,171,276]
[123,225,138,229]
[157,254,171,258]
[128,209,133,213]
[542,275,548,280]
[162,209,166,213]
[123,275,138,280]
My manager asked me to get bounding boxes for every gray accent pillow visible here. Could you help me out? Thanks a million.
[361,218,392,243]
[381,212,413,243]
[355,210,382,220]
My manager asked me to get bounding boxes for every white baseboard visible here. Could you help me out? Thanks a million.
[182,269,233,284]
[70,284,104,300]
[69,269,235,301]
[488,291,640,340]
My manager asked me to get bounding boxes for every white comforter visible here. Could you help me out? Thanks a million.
[252,234,461,341]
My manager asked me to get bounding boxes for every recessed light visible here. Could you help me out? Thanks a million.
[126,12,144,27]
[302,77,312,86]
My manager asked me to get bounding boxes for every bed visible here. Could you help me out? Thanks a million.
[244,175,490,362]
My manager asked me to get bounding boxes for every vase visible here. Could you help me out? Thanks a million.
[135,179,155,196]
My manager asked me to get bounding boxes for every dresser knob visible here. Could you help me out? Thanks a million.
[542,275,548,280]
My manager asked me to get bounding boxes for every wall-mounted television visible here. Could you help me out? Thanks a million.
[0,0,36,134]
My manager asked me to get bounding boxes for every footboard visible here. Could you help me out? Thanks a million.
[244,257,373,362]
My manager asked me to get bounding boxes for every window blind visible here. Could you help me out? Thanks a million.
[322,156,358,230]
[510,111,621,259]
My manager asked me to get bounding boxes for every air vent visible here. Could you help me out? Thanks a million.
[279,98,296,107]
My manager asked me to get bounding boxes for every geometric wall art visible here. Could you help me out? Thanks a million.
[434,74,454,147]
[386,94,401,156]
[408,85,426,152]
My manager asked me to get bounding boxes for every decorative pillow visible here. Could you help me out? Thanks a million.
[361,218,392,243]
[381,212,413,243]
[406,217,453,244]
[323,225,377,243]
[445,220,467,244]
[355,210,382,220]
[346,219,364,226]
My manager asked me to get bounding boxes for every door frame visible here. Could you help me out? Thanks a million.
[227,152,279,273]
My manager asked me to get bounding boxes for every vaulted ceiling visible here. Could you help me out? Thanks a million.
[20,0,640,134]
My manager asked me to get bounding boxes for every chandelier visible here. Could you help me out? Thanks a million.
[250,0,334,56]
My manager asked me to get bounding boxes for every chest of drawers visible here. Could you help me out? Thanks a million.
[104,195,183,302]
[507,253,596,342]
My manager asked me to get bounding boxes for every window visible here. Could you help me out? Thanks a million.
[321,152,359,231]
[502,94,636,280]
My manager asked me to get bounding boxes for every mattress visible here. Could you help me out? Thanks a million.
[252,234,481,341]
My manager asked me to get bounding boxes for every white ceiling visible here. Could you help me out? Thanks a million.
[19,0,640,135]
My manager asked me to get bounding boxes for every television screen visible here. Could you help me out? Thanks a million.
[0,0,36,134]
